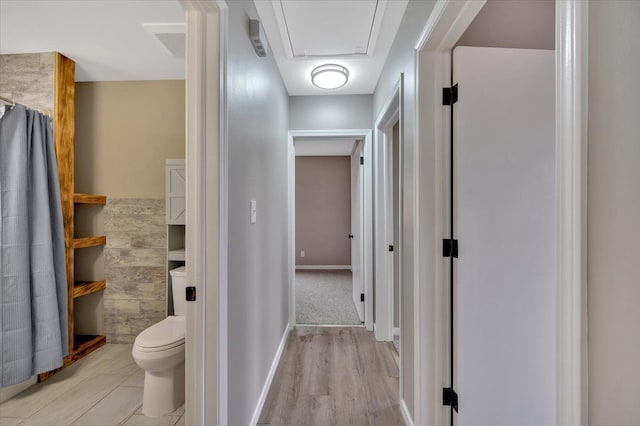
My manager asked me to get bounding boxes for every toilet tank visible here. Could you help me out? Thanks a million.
[170,266,187,316]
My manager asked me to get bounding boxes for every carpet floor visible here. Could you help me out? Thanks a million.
[295,270,362,325]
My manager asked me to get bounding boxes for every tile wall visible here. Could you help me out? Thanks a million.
[104,199,166,343]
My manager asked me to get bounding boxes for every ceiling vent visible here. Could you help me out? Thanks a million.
[143,23,186,57]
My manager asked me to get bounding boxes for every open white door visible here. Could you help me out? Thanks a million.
[453,47,556,425]
[351,140,365,321]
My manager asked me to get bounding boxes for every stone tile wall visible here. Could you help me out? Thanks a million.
[0,53,55,111]
[105,199,166,343]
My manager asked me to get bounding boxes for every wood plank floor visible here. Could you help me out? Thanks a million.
[258,326,404,426]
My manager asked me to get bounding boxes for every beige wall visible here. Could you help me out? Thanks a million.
[296,156,351,266]
[75,81,185,198]
[588,2,640,424]
[456,0,554,50]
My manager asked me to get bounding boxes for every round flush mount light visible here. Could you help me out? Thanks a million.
[311,64,349,89]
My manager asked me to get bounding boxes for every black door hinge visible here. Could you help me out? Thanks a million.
[360,293,365,302]
[186,286,196,302]
[360,156,364,165]
[443,84,459,106]
[348,234,354,239]
[443,239,458,258]
[388,245,394,252]
[443,387,459,412]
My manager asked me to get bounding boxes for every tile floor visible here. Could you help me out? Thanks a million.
[0,344,184,425]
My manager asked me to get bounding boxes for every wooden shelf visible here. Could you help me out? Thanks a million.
[168,249,186,261]
[74,193,107,205]
[72,236,106,249]
[38,335,106,382]
[73,335,106,358]
[74,280,106,298]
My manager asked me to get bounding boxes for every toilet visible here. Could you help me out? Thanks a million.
[132,266,186,417]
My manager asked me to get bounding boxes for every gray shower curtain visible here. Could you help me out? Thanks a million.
[0,104,68,387]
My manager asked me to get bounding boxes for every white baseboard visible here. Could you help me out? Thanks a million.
[400,399,414,426]
[393,327,400,337]
[295,265,352,270]
[248,322,291,426]
[0,376,37,403]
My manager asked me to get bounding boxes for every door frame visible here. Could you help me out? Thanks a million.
[413,1,589,425]
[373,79,403,344]
[181,0,227,424]
[287,129,374,330]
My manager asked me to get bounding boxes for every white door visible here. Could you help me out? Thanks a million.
[453,47,556,425]
[351,141,365,321]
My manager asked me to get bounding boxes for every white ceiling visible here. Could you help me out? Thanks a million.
[295,138,356,156]
[0,1,185,82]
[254,0,408,96]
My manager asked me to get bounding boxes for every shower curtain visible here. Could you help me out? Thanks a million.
[0,104,68,387]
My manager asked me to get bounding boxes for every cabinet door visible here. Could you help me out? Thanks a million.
[166,161,186,224]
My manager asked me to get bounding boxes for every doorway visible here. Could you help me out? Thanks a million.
[288,130,374,329]
[294,143,359,325]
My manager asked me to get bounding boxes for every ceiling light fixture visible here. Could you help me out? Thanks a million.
[311,64,349,89]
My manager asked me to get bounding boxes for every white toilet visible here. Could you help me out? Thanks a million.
[132,266,186,417]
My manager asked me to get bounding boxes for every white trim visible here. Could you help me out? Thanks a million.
[181,1,225,425]
[297,323,365,328]
[289,129,374,331]
[413,1,588,425]
[400,399,415,426]
[413,2,500,426]
[393,327,400,337]
[373,80,402,344]
[556,1,589,425]
[295,265,352,270]
[0,377,37,403]
[216,2,229,425]
[248,323,291,426]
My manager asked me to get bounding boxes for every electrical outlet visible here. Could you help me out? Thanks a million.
[300,250,305,258]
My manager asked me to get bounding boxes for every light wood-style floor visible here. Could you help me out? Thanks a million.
[258,326,404,425]
[0,344,184,425]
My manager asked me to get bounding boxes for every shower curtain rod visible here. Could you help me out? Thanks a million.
[0,95,15,105]
[0,95,53,117]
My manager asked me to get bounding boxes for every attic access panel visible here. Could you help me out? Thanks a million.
[273,0,386,58]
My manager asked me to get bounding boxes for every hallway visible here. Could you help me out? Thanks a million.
[258,327,403,425]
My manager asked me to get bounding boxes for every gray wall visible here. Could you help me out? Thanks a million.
[373,0,437,417]
[290,94,372,130]
[588,2,640,424]
[226,2,290,424]
[456,0,555,50]
[296,156,351,266]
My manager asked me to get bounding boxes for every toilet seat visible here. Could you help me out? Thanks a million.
[134,316,185,352]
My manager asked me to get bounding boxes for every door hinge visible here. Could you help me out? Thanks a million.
[388,245,394,252]
[443,387,459,412]
[186,286,196,302]
[348,234,354,239]
[443,239,458,258]
[443,84,459,106]
[360,293,365,302]
[360,156,364,165]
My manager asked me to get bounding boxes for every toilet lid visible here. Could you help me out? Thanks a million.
[135,316,185,350]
